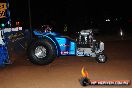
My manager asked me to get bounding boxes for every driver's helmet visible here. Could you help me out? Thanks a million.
[41,25,52,32]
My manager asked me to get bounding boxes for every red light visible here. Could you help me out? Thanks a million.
[16,21,20,26]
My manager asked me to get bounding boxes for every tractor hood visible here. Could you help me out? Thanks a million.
[33,31,75,42]
[33,31,61,37]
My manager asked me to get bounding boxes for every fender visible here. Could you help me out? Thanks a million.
[33,31,76,56]
[33,31,60,56]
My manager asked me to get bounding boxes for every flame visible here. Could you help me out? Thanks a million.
[81,67,89,78]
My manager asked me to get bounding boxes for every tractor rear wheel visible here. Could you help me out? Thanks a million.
[28,39,56,65]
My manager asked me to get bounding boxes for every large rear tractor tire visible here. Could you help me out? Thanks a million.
[28,39,57,65]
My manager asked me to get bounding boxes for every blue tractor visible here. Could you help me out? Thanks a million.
[0,29,11,67]
[27,29,107,65]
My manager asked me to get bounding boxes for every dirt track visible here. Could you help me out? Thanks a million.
[0,40,132,88]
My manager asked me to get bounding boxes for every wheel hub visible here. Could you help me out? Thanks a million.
[35,46,47,58]
[98,55,105,62]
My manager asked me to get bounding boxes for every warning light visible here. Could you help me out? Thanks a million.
[16,21,20,26]
[1,23,5,28]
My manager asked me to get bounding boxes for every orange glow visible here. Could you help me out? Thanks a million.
[81,67,89,78]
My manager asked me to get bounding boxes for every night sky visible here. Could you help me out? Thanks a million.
[2,0,132,33]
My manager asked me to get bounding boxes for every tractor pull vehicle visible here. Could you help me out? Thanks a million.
[0,28,11,66]
[28,29,107,65]
[0,2,107,66]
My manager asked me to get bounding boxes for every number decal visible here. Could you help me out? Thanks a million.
[0,10,6,18]
[0,3,7,18]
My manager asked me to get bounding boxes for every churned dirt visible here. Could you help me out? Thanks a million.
[0,40,132,88]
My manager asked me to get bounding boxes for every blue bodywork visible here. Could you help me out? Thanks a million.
[0,45,9,66]
[34,31,76,56]
[0,35,10,67]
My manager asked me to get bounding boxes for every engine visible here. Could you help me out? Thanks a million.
[76,29,94,48]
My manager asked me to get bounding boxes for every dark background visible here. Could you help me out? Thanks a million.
[1,0,132,36]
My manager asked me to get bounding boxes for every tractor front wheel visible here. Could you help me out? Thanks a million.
[96,53,107,63]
